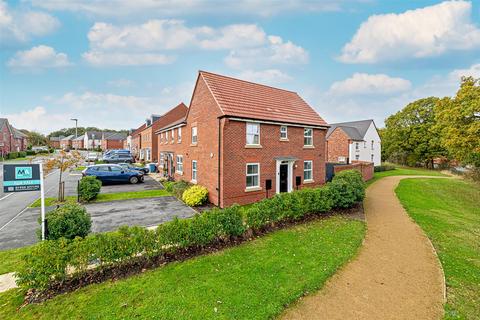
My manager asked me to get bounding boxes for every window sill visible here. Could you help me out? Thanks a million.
[190,180,197,184]
[245,144,262,149]
[190,143,198,147]
[280,138,289,142]
[303,145,314,149]
[245,186,262,192]
[304,179,315,184]
[176,172,183,176]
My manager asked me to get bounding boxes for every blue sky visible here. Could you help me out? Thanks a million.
[0,0,479,133]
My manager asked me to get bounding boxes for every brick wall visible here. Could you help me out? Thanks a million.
[0,124,12,155]
[326,127,350,163]
[72,140,84,149]
[102,139,124,150]
[332,161,374,181]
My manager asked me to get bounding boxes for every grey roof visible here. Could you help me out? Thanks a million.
[73,134,85,141]
[0,118,8,130]
[326,119,375,140]
[103,132,127,140]
[10,126,27,138]
[61,135,75,141]
[50,136,65,141]
[85,131,104,139]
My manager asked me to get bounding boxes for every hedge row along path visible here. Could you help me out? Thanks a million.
[282,176,446,320]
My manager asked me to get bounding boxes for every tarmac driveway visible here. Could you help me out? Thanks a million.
[0,196,195,250]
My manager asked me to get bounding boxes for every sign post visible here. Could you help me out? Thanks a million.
[3,163,46,240]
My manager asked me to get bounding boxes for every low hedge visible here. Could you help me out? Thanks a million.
[16,170,365,291]
[374,164,395,172]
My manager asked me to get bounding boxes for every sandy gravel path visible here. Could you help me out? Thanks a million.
[282,176,445,320]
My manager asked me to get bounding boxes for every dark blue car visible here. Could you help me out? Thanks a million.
[118,162,149,174]
[82,164,144,184]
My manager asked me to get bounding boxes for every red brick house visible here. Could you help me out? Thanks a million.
[156,71,329,208]
[0,118,28,156]
[131,124,145,159]
[48,136,63,149]
[60,135,75,149]
[72,135,85,149]
[101,132,127,150]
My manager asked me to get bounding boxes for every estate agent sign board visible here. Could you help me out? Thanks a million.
[3,164,41,192]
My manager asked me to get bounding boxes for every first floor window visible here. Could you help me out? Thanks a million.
[304,160,313,181]
[371,154,374,162]
[192,126,197,144]
[246,163,259,188]
[176,155,183,174]
[280,126,288,139]
[171,129,175,142]
[192,160,197,181]
[356,142,359,150]
[304,128,313,146]
[371,140,374,150]
[178,127,182,142]
[355,154,360,160]
[246,122,260,145]
[165,131,169,141]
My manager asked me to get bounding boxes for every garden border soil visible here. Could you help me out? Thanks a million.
[21,203,364,306]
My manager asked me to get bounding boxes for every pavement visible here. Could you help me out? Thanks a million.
[281,176,445,320]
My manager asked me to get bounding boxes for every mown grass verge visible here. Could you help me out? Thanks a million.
[0,247,32,275]
[396,178,479,320]
[0,216,364,319]
[368,166,445,186]
[29,189,171,208]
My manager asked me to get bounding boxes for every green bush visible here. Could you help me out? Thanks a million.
[163,181,174,192]
[7,152,18,159]
[18,151,27,158]
[182,185,208,206]
[329,170,365,208]
[18,172,366,291]
[172,180,192,199]
[374,165,395,172]
[78,176,102,202]
[26,150,36,156]
[42,204,92,240]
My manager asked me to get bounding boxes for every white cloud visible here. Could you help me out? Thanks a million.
[225,35,308,69]
[7,45,71,69]
[2,106,69,133]
[449,63,480,80]
[83,51,174,66]
[29,0,346,17]
[82,20,307,69]
[0,0,59,45]
[237,69,292,85]
[339,0,480,63]
[329,73,412,95]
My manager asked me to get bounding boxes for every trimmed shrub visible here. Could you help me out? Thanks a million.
[182,185,208,206]
[18,151,27,158]
[374,165,395,172]
[7,152,18,159]
[42,204,92,240]
[329,170,365,208]
[172,180,192,199]
[78,176,102,202]
[26,150,36,156]
[163,181,174,192]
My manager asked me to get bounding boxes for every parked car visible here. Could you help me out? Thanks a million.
[103,153,134,164]
[86,152,99,161]
[82,164,144,184]
[118,162,149,174]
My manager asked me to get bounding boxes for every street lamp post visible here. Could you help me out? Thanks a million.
[70,118,78,149]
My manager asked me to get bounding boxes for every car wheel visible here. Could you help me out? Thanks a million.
[139,176,144,182]
[129,176,139,184]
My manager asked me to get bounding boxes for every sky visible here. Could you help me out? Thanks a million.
[0,0,479,134]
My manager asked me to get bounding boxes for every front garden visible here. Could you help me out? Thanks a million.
[0,170,366,319]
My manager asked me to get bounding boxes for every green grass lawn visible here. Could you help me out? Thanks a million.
[0,247,32,275]
[73,166,86,171]
[368,166,445,186]
[29,189,171,208]
[396,178,479,320]
[0,216,365,319]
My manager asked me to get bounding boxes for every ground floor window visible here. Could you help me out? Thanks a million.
[246,163,260,188]
[304,160,313,181]
[192,160,197,182]
[159,153,164,168]
[176,155,183,174]
[146,148,151,161]
[139,149,145,160]
[355,154,360,160]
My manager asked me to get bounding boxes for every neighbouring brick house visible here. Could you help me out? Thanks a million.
[131,124,146,159]
[325,119,381,166]
[0,118,28,156]
[48,136,63,149]
[101,132,127,150]
[72,134,85,149]
[156,71,329,208]
[135,103,188,162]
[60,135,75,149]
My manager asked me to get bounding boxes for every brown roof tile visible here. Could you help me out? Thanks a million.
[153,103,188,133]
[199,71,328,127]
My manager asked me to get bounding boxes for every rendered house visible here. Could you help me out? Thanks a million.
[156,71,329,208]
[83,131,103,149]
[325,119,381,166]
[101,132,127,150]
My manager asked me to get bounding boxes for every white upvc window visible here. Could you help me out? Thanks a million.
[304,160,313,181]
[371,154,374,162]
[160,133,163,142]
[246,122,260,145]
[280,126,288,139]
[146,148,151,161]
[246,163,260,188]
[159,153,164,168]
[371,140,374,150]
[356,142,359,150]
[304,128,313,146]
[178,127,182,142]
[165,131,169,142]
[171,129,175,142]
[192,160,197,182]
[191,126,197,144]
[176,155,183,174]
